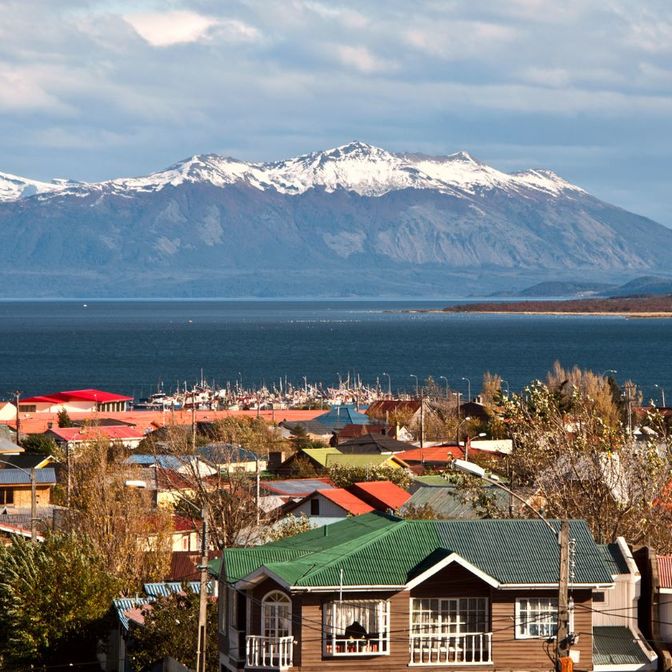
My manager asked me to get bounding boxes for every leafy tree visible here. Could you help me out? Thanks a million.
[0,533,120,666]
[57,408,73,428]
[327,463,412,489]
[498,379,672,549]
[129,591,218,671]
[400,503,442,520]
[211,416,289,457]
[19,433,58,456]
[264,513,314,542]
[64,439,172,592]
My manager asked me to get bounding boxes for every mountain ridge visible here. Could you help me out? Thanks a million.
[0,141,670,298]
[0,141,583,202]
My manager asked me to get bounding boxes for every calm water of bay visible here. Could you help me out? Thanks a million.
[0,300,670,403]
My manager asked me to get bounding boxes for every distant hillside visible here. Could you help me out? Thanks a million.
[491,280,617,298]
[603,276,672,297]
[2,141,672,298]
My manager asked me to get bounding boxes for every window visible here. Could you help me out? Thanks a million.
[310,498,320,515]
[323,600,390,656]
[412,598,488,635]
[0,489,14,505]
[261,591,292,639]
[410,598,491,665]
[593,591,605,603]
[515,597,573,639]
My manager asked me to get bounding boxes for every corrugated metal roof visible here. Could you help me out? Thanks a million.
[593,626,653,665]
[599,543,630,575]
[143,581,211,597]
[0,468,56,485]
[301,447,342,467]
[325,454,404,468]
[658,555,672,589]
[222,514,614,589]
[319,488,374,515]
[260,478,333,496]
[112,597,152,630]
[351,481,411,510]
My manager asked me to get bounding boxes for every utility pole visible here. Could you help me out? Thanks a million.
[30,468,37,543]
[196,505,209,672]
[14,390,21,446]
[191,395,197,452]
[556,520,571,668]
[419,390,425,449]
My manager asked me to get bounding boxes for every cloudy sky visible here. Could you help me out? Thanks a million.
[2,0,671,224]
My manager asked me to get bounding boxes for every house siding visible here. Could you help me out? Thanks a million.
[237,567,594,672]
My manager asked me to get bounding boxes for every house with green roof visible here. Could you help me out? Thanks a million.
[218,512,656,671]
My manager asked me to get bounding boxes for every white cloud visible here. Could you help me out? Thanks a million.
[123,10,222,47]
[336,45,392,74]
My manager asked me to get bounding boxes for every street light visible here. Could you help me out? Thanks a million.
[382,372,391,398]
[455,416,472,447]
[0,458,37,542]
[461,377,471,402]
[654,384,666,408]
[410,374,419,398]
[439,376,449,398]
[451,459,572,669]
[126,479,210,672]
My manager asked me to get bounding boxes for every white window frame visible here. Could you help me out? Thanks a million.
[411,597,489,636]
[261,590,292,639]
[323,599,390,657]
[515,597,573,640]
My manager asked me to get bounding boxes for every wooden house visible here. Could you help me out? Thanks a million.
[218,513,656,671]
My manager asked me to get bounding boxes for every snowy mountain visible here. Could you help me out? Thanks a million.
[0,171,69,202]
[0,141,670,298]
[3,141,585,202]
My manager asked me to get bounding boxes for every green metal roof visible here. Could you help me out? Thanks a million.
[593,626,653,666]
[221,513,614,588]
[598,543,630,575]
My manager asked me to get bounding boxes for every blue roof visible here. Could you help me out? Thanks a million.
[143,581,213,597]
[198,443,260,464]
[125,454,192,470]
[315,404,370,428]
[0,468,57,485]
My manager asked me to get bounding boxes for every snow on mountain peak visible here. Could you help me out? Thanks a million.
[0,171,65,202]
[0,143,587,202]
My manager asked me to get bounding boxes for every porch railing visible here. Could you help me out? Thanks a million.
[410,632,492,665]
[246,635,294,669]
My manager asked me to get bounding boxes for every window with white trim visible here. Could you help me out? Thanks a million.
[515,597,572,639]
[411,598,488,635]
[410,598,491,665]
[261,590,292,638]
[323,600,390,656]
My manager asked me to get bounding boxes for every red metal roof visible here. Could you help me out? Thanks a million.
[319,488,374,515]
[47,426,146,441]
[21,388,132,404]
[658,555,672,589]
[350,480,411,511]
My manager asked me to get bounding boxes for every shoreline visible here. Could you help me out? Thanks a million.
[402,309,672,319]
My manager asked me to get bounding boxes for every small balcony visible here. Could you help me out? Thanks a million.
[245,635,293,670]
[410,632,493,666]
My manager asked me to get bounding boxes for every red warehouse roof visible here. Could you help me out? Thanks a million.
[21,389,132,404]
